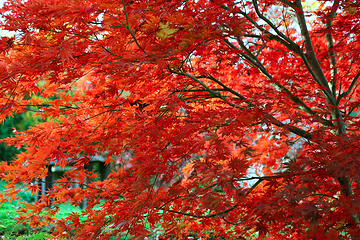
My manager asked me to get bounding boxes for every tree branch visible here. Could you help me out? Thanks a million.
[294,0,336,105]
[223,38,333,127]
[155,178,264,219]
[252,0,297,49]
[222,216,243,225]
[121,0,146,54]
[277,0,297,9]
[171,70,244,109]
[268,115,313,140]
[326,1,340,95]
[337,72,360,104]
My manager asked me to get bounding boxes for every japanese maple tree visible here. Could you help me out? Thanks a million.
[1,0,360,238]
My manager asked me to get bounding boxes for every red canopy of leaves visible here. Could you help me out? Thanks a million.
[1,0,360,239]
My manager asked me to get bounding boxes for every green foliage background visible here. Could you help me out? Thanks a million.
[0,111,43,162]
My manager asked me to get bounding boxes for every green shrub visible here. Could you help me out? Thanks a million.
[0,181,80,239]
[15,232,54,240]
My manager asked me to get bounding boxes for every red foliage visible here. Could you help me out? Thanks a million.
[1,0,360,238]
